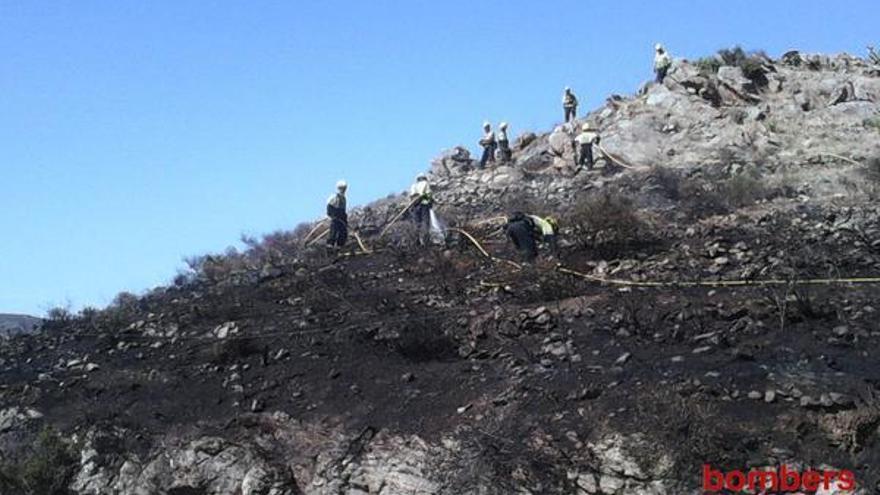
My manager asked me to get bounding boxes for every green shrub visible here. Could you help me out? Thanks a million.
[647,166,683,200]
[0,427,78,495]
[716,46,769,88]
[868,45,880,65]
[694,56,722,76]
[863,116,880,131]
[719,171,768,208]
[717,46,749,66]
[863,156,880,182]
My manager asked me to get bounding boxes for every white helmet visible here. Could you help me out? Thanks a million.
[482,121,491,129]
[655,43,664,52]
[499,122,508,130]
[336,180,347,190]
[564,86,571,92]
[416,173,427,181]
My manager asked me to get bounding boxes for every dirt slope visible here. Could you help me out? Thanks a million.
[2,49,880,494]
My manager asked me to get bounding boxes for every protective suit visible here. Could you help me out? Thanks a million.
[562,87,578,123]
[479,123,496,168]
[654,44,672,83]
[409,175,433,234]
[326,181,348,247]
[574,124,600,169]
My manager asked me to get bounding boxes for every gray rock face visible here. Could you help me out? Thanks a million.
[68,414,449,495]
[72,433,297,495]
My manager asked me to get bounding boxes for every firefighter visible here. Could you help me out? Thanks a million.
[496,122,512,163]
[409,174,433,242]
[654,43,672,83]
[479,121,496,168]
[505,212,559,261]
[326,180,348,248]
[574,123,600,170]
[562,87,578,123]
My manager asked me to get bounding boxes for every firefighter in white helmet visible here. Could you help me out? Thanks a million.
[326,180,348,247]
[654,43,672,83]
[496,122,512,163]
[478,121,496,168]
[574,123,600,170]
[409,173,433,242]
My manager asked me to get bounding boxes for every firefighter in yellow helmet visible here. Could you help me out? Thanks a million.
[506,212,559,261]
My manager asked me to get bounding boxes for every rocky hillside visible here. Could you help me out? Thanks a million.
[0,314,41,339]
[2,49,880,495]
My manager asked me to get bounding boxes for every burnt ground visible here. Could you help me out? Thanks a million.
[3,171,880,492]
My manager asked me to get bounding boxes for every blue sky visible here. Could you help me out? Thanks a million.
[2,0,878,315]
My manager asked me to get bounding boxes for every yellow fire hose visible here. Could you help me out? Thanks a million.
[306,220,371,254]
[471,216,508,227]
[556,265,880,288]
[310,208,880,290]
[379,196,421,238]
[818,153,862,167]
[597,143,645,171]
[305,228,330,246]
[301,219,329,246]
[447,227,522,270]
[447,227,880,289]
[352,230,372,254]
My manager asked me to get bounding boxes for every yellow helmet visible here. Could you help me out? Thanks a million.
[546,217,559,232]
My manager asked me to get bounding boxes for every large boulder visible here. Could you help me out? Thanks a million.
[431,146,473,177]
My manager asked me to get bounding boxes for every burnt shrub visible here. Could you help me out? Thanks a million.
[680,181,722,218]
[718,170,769,208]
[862,155,880,182]
[418,249,469,294]
[646,166,683,200]
[95,291,143,332]
[569,190,655,257]
[208,336,261,364]
[500,189,542,217]
[0,427,78,495]
[43,306,73,330]
[393,320,459,362]
[717,46,770,88]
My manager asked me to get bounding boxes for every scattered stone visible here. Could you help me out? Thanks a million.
[213,322,239,339]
